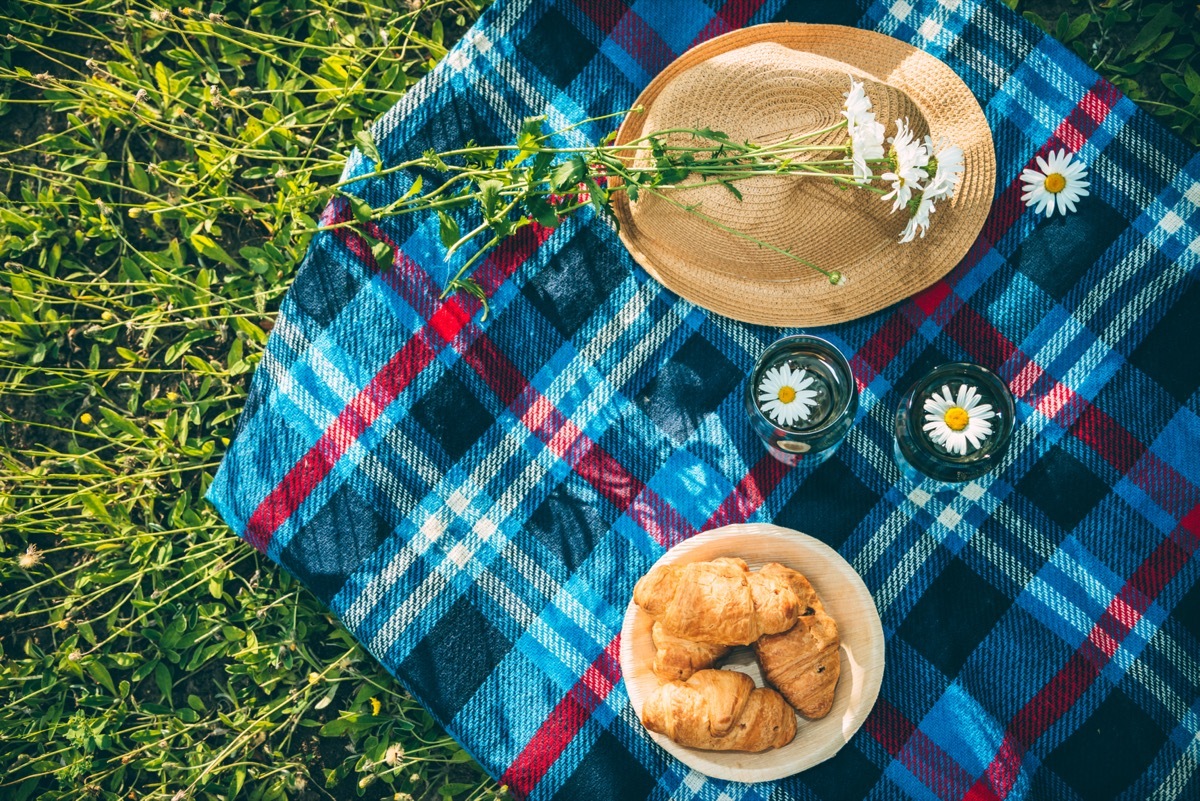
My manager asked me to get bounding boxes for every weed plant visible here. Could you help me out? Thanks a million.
[0,1,504,799]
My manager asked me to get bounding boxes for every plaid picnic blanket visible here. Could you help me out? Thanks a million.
[207,0,1200,798]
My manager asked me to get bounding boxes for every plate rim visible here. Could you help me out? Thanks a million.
[619,522,885,782]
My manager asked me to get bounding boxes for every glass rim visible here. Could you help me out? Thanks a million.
[747,334,857,437]
[898,361,1016,462]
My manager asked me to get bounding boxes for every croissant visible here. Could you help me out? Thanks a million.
[634,557,800,645]
[642,669,796,751]
[651,621,731,681]
[752,562,841,718]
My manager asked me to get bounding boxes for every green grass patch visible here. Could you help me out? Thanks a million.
[1016,0,1200,146]
[0,1,508,798]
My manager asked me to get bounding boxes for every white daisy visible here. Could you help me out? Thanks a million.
[758,363,819,427]
[843,78,886,184]
[842,78,873,129]
[1021,148,1090,217]
[881,118,930,213]
[899,137,964,243]
[922,383,996,456]
[850,118,886,185]
[923,136,964,200]
[900,194,935,243]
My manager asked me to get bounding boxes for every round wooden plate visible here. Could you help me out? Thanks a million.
[619,523,885,782]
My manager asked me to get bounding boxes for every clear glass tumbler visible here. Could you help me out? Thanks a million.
[746,335,858,465]
[894,362,1015,483]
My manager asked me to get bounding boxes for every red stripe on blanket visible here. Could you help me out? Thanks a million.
[244,331,440,552]
[704,453,791,530]
[971,509,1198,798]
[500,636,622,796]
[609,10,676,77]
[692,0,761,42]
[243,212,544,553]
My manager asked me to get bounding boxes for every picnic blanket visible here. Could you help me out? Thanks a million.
[207,0,1200,798]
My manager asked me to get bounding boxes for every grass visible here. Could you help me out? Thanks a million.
[0,1,1195,800]
[0,1,506,799]
[1014,0,1200,146]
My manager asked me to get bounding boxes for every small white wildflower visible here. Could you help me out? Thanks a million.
[881,119,930,213]
[757,363,819,427]
[923,383,995,456]
[842,77,885,184]
[1020,148,1090,218]
[899,136,964,243]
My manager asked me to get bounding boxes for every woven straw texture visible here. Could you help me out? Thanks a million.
[613,25,996,326]
[208,1,1200,800]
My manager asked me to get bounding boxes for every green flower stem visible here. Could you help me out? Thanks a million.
[441,234,501,296]
[642,186,839,282]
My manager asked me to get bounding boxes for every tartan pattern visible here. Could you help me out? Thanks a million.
[206,0,1200,798]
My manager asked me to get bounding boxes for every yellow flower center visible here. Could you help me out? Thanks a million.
[944,407,970,431]
[1044,173,1067,194]
[778,386,796,404]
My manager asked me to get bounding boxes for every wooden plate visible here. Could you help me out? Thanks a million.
[619,523,885,782]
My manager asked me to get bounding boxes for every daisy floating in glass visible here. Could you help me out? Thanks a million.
[894,363,1014,483]
[747,335,858,465]
[1021,149,1090,217]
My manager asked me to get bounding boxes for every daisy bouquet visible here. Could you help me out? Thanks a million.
[331,78,965,316]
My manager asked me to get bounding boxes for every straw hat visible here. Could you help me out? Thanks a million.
[611,24,995,327]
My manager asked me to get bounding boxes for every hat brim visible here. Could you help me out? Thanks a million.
[611,23,996,327]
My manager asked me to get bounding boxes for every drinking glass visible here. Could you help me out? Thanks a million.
[746,335,858,465]
[894,362,1015,483]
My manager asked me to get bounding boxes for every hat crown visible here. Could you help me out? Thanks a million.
[631,43,931,284]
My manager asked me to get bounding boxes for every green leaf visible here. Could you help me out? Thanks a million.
[478,179,503,218]
[530,150,555,180]
[1161,43,1195,63]
[583,176,608,216]
[99,407,141,438]
[1185,65,1200,96]
[438,211,460,249]
[355,128,382,167]
[189,232,239,268]
[400,174,423,201]
[1055,12,1069,41]
[79,492,112,523]
[552,156,587,191]
[510,120,543,167]
[128,159,151,193]
[154,661,173,702]
[371,238,394,269]
[1064,14,1090,43]
[520,114,546,136]
[1127,5,1175,56]
[524,195,559,229]
[131,658,159,683]
[86,661,116,695]
[346,193,373,222]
